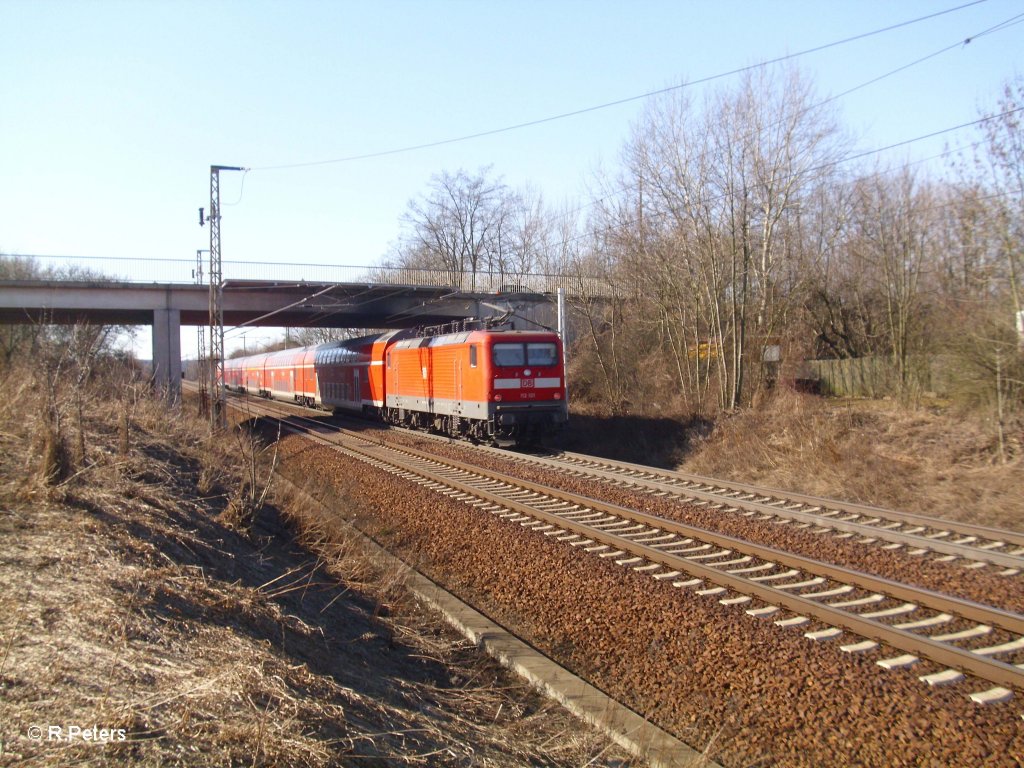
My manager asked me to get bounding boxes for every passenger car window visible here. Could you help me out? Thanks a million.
[527,343,558,366]
[492,343,525,367]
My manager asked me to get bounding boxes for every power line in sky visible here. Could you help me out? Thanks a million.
[540,7,1024,231]
[249,0,991,172]
[7,106,1018,273]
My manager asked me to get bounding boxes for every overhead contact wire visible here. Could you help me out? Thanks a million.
[248,0,989,172]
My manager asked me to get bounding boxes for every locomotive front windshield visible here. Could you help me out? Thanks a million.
[493,342,558,367]
[527,343,558,366]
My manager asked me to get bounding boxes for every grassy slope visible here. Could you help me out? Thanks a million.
[561,389,1023,532]
[0,371,624,767]
[683,390,1024,531]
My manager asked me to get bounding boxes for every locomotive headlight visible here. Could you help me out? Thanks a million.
[554,393,561,400]
[494,393,503,402]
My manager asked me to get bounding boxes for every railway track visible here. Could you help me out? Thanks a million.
[378,424,1024,574]
[529,451,1024,573]
[207,379,1017,575]
[230,394,1024,709]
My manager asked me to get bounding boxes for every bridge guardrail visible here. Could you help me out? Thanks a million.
[0,254,613,298]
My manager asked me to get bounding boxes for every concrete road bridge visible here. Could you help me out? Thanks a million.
[0,256,604,399]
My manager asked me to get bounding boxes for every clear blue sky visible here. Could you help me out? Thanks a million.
[1,0,1021,357]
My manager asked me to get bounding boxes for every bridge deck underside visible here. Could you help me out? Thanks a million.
[0,307,482,327]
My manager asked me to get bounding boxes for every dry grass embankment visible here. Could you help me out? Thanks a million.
[682,389,1024,531]
[0,362,627,767]
[563,388,1023,532]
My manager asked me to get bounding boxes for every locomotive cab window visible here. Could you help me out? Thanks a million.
[527,343,558,367]
[492,343,525,367]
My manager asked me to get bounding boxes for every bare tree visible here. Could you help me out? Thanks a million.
[395,168,562,293]
[398,167,505,290]
[0,254,49,365]
[611,64,847,410]
[490,186,549,285]
[847,168,936,396]
[976,79,1024,318]
[290,327,370,346]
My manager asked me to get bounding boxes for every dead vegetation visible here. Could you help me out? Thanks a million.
[680,387,1024,531]
[0,355,629,766]
[554,385,1023,532]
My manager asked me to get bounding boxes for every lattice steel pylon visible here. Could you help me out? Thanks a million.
[205,164,246,429]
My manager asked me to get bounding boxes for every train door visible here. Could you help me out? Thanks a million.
[353,368,360,405]
[455,356,462,410]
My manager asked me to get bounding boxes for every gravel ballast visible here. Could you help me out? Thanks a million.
[278,433,1024,768]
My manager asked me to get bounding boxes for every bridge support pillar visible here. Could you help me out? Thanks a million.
[152,308,181,401]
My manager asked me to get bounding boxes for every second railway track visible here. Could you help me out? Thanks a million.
[523,450,1024,573]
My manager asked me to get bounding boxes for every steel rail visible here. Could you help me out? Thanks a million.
[367,438,1024,637]
[221,388,1023,568]
[346,416,1024,570]
[266,413,1024,692]
[213,384,1024,558]
[270,391,1024,568]
[510,454,1024,570]
[230,392,1022,627]
[219,392,1024,691]
[547,451,1024,550]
